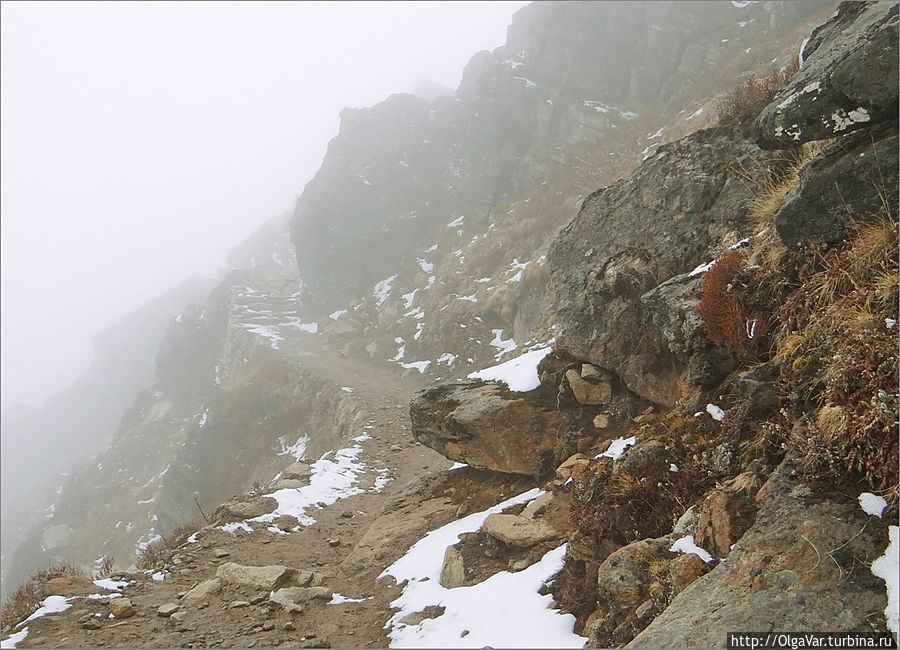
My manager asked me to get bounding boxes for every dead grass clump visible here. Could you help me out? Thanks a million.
[552,553,599,631]
[570,435,718,552]
[1,561,84,632]
[696,251,772,361]
[715,61,799,126]
[136,521,201,570]
[774,217,898,495]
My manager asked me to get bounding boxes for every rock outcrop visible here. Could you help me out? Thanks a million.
[410,380,585,476]
[757,1,898,148]
[629,459,893,647]
[547,126,782,406]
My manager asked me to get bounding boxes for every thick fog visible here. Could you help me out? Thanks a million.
[0,1,526,409]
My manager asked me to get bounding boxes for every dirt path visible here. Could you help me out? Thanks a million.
[13,337,461,649]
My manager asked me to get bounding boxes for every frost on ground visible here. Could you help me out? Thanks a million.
[859,492,889,518]
[594,436,636,461]
[871,525,899,639]
[382,488,584,648]
[670,535,715,564]
[467,347,552,392]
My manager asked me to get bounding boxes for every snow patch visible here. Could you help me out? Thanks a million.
[382,489,584,648]
[329,309,348,320]
[374,275,398,307]
[859,493,889,518]
[467,347,552,392]
[670,535,715,563]
[706,404,726,422]
[400,361,431,374]
[594,436,637,461]
[871,526,899,639]
[488,329,518,359]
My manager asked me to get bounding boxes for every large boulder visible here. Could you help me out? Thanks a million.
[410,380,579,476]
[757,1,898,149]
[773,128,898,246]
[547,126,781,406]
[215,562,295,591]
[628,458,894,647]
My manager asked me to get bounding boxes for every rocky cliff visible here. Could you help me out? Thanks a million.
[4,2,897,649]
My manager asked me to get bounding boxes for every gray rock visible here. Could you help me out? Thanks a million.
[439,545,467,589]
[81,618,102,630]
[157,603,181,617]
[548,126,781,406]
[581,364,613,382]
[521,492,554,520]
[410,380,576,476]
[270,586,333,612]
[565,370,612,405]
[482,514,561,548]
[212,548,230,558]
[273,479,307,490]
[282,462,312,482]
[214,496,277,522]
[229,600,250,608]
[757,1,898,148]
[733,370,779,411]
[773,130,897,246]
[628,458,893,647]
[181,578,223,603]
[216,562,295,590]
[108,597,135,619]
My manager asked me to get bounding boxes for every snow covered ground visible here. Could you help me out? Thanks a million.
[382,488,585,648]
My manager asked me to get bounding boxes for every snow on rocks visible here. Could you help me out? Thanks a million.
[92,578,128,592]
[594,436,637,461]
[250,434,387,528]
[705,403,726,421]
[467,347,552,392]
[1,629,29,649]
[670,535,715,564]
[400,361,431,374]
[382,488,585,648]
[488,329,517,359]
[374,275,398,307]
[859,493,889,518]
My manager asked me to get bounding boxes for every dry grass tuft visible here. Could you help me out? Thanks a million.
[136,521,201,570]
[1,561,85,632]
[715,61,799,126]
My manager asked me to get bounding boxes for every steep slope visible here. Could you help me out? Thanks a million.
[8,2,891,649]
[297,0,837,384]
[0,277,212,597]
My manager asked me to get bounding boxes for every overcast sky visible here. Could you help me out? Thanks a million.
[0,1,526,408]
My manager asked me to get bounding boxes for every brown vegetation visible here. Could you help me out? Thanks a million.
[715,61,799,126]
[1,560,84,632]
[136,521,201,570]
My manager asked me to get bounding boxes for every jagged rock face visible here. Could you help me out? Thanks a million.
[547,126,781,406]
[290,0,832,323]
[410,380,582,477]
[757,1,898,148]
[628,459,894,647]
[775,126,898,245]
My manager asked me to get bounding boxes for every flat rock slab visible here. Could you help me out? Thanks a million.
[482,514,561,548]
[216,562,295,590]
[182,578,222,603]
